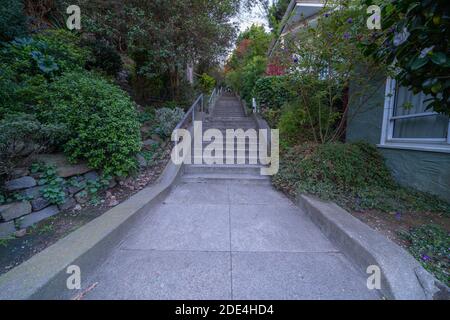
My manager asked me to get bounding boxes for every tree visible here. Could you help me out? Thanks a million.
[57,0,242,101]
[267,0,291,33]
[225,24,272,101]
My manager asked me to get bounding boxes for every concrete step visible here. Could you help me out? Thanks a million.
[185,164,263,175]
[181,173,271,185]
[190,156,264,165]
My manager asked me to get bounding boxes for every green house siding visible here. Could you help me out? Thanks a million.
[346,77,450,203]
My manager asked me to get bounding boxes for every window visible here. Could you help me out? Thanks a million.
[380,78,450,153]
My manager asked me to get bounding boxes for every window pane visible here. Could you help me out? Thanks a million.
[393,114,449,139]
[393,85,449,139]
[394,86,431,116]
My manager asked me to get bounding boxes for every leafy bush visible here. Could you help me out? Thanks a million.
[0,30,90,117]
[38,71,141,176]
[260,107,282,128]
[277,101,309,148]
[400,224,450,286]
[0,0,27,41]
[253,76,291,109]
[1,30,89,78]
[240,56,267,103]
[197,73,216,94]
[362,0,450,115]
[83,38,123,76]
[154,107,185,138]
[273,142,450,213]
[0,114,65,178]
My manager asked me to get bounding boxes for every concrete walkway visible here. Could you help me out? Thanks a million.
[81,181,378,299]
[77,94,379,299]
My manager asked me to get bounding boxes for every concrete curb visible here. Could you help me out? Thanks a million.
[0,160,184,300]
[297,194,450,300]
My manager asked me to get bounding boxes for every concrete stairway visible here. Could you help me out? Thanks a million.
[182,93,270,184]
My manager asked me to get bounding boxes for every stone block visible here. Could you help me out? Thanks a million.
[0,201,32,221]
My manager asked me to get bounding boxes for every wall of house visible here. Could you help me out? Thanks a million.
[346,76,450,203]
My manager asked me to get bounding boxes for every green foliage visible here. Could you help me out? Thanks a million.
[253,76,291,109]
[260,108,282,129]
[0,29,90,116]
[361,0,450,115]
[197,73,216,94]
[282,1,384,143]
[267,0,291,34]
[31,163,66,205]
[400,224,450,286]
[226,24,271,100]
[83,38,123,76]
[154,107,185,138]
[85,175,111,205]
[1,30,89,78]
[0,114,65,178]
[277,102,309,148]
[273,142,450,214]
[0,0,27,41]
[240,56,268,103]
[38,71,142,176]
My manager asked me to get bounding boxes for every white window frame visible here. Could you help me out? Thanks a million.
[379,78,450,153]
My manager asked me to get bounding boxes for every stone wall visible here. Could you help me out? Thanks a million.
[0,154,117,239]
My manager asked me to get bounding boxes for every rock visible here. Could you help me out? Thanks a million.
[83,171,99,182]
[31,197,51,212]
[142,139,159,150]
[108,196,119,207]
[74,191,88,204]
[0,221,16,239]
[151,134,162,142]
[5,176,36,191]
[14,229,27,238]
[0,201,32,221]
[33,154,91,178]
[73,204,82,211]
[137,154,147,168]
[108,178,117,189]
[18,206,59,229]
[58,197,76,211]
[66,176,86,194]
[19,186,44,199]
[11,167,30,179]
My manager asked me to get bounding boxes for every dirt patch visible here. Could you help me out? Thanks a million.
[350,209,450,247]
[0,147,171,276]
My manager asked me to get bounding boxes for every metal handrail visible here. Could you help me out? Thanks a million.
[174,94,204,131]
[207,87,222,115]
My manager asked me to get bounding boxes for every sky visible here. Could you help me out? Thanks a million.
[234,1,273,33]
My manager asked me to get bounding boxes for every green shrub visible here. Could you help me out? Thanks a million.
[0,114,65,179]
[83,38,123,76]
[0,0,27,41]
[277,101,309,148]
[1,30,89,78]
[260,107,282,129]
[197,73,216,94]
[154,107,185,138]
[38,71,141,176]
[273,142,450,214]
[253,76,291,109]
[400,224,450,286]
